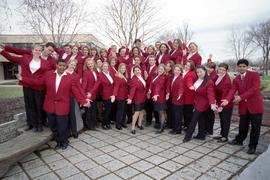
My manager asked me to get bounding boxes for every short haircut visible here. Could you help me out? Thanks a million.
[218,63,229,70]
[207,62,216,69]
[63,44,71,48]
[148,55,156,59]
[237,59,249,66]
[45,42,56,49]
[134,39,141,43]
[57,59,66,64]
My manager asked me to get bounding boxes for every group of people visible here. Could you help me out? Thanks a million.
[0,38,264,154]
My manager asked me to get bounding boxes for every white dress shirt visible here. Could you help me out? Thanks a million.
[103,72,113,84]
[55,71,67,93]
[29,59,41,74]
[193,78,203,91]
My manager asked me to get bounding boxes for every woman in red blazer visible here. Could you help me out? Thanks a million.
[90,47,99,61]
[183,66,216,142]
[100,48,109,62]
[168,39,183,64]
[65,45,84,79]
[148,64,167,133]
[82,59,98,130]
[111,63,128,130]
[81,46,90,66]
[213,63,233,142]
[109,57,118,78]
[0,45,51,132]
[127,65,146,134]
[90,62,114,130]
[156,43,170,65]
[117,47,130,66]
[168,64,184,134]
[183,60,197,130]
[183,42,202,67]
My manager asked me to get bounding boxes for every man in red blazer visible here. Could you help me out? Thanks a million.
[18,59,90,150]
[222,59,264,154]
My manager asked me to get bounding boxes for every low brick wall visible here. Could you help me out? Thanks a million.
[0,113,26,144]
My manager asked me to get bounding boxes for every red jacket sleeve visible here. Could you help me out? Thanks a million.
[1,50,24,64]
[5,45,32,55]
[240,73,260,100]
[153,76,165,96]
[113,77,120,97]
[128,79,137,100]
[71,78,87,105]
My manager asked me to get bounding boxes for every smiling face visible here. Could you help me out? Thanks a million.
[43,45,54,56]
[238,63,248,74]
[185,62,191,71]
[196,68,206,79]
[68,61,77,71]
[86,60,95,70]
[72,46,79,55]
[102,63,109,73]
[134,67,141,76]
[57,61,67,74]
[119,64,126,74]
[64,46,71,54]
[32,46,42,58]
[174,66,181,76]
[217,66,227,76]
[158,65,165,75]
[160,44,167,54]
[189,43,197,53]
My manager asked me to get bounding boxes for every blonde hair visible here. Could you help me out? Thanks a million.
[84,58,96,71]
[174,64,183,74]
[158,63,166,75]
[116,63,128,79]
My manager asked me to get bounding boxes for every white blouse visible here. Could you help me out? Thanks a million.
[193,78,203,91]
[29,59,41,74]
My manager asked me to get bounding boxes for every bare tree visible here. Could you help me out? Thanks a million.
[92,0,165,47]
[0,0,12,34]
[248,20,270,75]
[157,21,194,45]
[228,27,256,61]
[18,0,89,46]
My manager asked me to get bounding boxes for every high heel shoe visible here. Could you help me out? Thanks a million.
[138,125,144,130]
[131,130,136,134]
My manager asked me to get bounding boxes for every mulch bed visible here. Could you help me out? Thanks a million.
[0,97,25,124]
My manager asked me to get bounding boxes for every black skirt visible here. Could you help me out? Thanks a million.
[134,103,145,111]
[154,103,167,111]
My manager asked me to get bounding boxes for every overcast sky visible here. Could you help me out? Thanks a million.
[3,0,270,63]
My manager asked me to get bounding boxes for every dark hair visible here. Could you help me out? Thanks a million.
[186,60,195,71]
[57,59,66,64]
[118,46,126,54]
[207,62,216,69]
[237,59,249,66]
[159,43,169,54]
[133,65,141,73]
[196,65,210,86]
[131,47,140,55]
[45,42,55,49]
[63,44,71,48]
[218,63,229,70]
[134,39,141,44]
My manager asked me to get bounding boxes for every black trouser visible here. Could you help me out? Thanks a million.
[145,99,159,124]
[23,87,33,127]
[235,111,262,148]
[47,113,69,144]
[26,88,45,128]
[85,100,97,129]
[69,97,77,134]
[111,102,117,123]
[219,108,233,138]
[115,100,127,128]
[205,107,215,135]
[183,104,194,128]
[103,100,112,126]
[126,104,133,123]
[166,98,172,128]
[171,104,183,133]
[184,109,206,140]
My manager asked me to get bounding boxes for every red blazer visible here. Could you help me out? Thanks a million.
[226,71,264,115]
[215,74,233,109]
[156,53,170,65]
[209,71,218,83]
[109,66,118,79]
[81,69,98,100]
[113,76,128,100]
[183,52,202,67]
[4,45,57,69]
[54,47,71,61]
[0,50,51,90]
[22,71,86,116]
[91,72,114,100]
[166,73,174,95]
[146,65,157,90]
[194,79,216,112]
[170,75,184,105]
[67,71,85,98]
[149,74,166,103]
[168,40,183,64]
[183,70,197,105]
[128,75,146,105]
[117,55,130,66]
[126,63,146,80]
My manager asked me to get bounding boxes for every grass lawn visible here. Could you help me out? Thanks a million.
[0,87,23,99]
[261,76,270,91]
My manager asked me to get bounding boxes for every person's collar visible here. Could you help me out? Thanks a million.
[55,70,67,76]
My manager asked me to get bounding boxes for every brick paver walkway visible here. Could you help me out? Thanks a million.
[2,121,270,180]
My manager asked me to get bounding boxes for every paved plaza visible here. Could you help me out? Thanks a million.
[2,120,270,180]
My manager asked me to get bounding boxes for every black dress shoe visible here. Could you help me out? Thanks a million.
[131,130,136,134]
[121,124,127,128]
[183,127,188,131]
[183,138,191,143]
[54,143,61,150]
[156,128,164,134]
[116,126,122,130]
[24,125,33,131]
[73,133,79,139]
[228,139,243,146]
[247,147,256,154]
[217,137,228,143]
[42,122,49,127]
[102,125,108,130]
[106,124,112,129]
[138,125,144,130]
[193,135,205,140]
[61,143,68,150]
[213,136,222,140]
